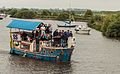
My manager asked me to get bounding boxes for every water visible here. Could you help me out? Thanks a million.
[0,18,120,74]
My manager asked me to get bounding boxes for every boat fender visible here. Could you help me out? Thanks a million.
[56,56,59,59]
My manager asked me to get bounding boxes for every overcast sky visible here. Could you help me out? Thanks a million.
[0,0,120,11]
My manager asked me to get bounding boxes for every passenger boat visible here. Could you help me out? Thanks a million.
[7,20,75,62]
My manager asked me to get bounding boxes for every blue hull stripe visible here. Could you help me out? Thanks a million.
[10,48,74,62]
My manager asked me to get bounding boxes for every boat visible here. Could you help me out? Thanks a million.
[75,22,91,35]
[57,21,76,27]
[0,14,6,20]
[7,20,75,62]
[57,8,76,27]
[57,24,76,27]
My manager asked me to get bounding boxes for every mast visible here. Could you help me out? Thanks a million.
[69,0,75,24]
[69,0,71,24]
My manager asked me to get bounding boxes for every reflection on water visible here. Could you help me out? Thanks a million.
[8,55,73,74]
[0,52,73,74]
[0,18,120,74]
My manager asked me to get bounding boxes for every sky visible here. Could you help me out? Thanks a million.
[0,0,120,11]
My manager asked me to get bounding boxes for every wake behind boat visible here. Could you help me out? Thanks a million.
[7,20,75,62]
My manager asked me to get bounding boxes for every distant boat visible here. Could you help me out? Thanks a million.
[75,22,91,35]
[0,14,6,20]
[57,21,76,27]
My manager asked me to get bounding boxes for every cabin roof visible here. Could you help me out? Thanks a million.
[7,20,42,31]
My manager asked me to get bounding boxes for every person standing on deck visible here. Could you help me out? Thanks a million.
[58,30,62,46]
[53,29,59,37]
[66,30,70,37]
[58,30,62,36]
[61,30,65,47]
[49,24,52,34]
[53,29,59,46]
[65,30,70,46]
[63,31,68,47]
[40,24,46,39]
[69,31,73,37]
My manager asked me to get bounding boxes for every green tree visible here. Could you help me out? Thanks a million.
[101,16,112,35]
[106,21,120,37]
[14,9,36,19]
[106,14,120,37]
[57,12,69,21]
[8,8,18,17]
[41,10,51,16]
[84,9,93,19]
[88,15,103,31]
[51,12,59,16]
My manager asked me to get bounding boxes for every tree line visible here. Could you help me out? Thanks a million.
[88,12,120,38]
[0,8,88,21]
[0,8,120,38]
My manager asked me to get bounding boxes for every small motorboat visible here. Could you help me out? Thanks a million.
[75,24,91,35]
[0,14,6,20]
[57,21,76,27]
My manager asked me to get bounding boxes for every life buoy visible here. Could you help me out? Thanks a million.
[13,34,18,40]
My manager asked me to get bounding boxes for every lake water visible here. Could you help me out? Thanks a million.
[0,18,120,74]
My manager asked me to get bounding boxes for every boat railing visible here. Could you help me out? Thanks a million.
[10,30,75,53]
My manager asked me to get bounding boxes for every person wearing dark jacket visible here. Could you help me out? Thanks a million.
[53,29,59,37]
[61,31,68,47]
[69,31,73,37]
[53,29,59,46]
[67,30,71,37]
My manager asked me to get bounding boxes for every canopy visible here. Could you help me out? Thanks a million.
[7,20,42,31]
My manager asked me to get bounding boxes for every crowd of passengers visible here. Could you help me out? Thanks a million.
[20,23,73,47]
[21,23,52,41]
[53,29,73,47]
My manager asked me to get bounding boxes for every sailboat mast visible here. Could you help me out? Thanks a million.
[69,0,71,24]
